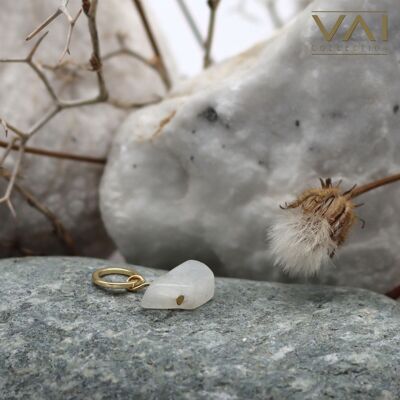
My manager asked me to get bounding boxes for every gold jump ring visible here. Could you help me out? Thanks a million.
[126,274,150,292]
[92,267,148,291]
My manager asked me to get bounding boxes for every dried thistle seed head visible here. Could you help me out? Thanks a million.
[269,178,358,277]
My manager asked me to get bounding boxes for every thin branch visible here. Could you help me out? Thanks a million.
[0,32,59,104]
[0,140,106,165]
[0,137,18,167]
[1,171,76,254]
[350,173,400,198]
[0,143,25,215]
[204,0,221,68]
[132,0,171,89]
[108,96,162,110]
[0,119,27,140]
[26,9,62,41]
[59,8,83,64]
[26,0,82,64]
[0,0,164,219]
[265,0,283,29]
[176,0,204,50]
[27,30,50,61]
[87,0,108,101]
[29,107,61,136]
[103,48,156,70]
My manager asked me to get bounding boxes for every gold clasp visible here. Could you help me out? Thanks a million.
[92,267,150,292]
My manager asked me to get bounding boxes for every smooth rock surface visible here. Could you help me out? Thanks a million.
[101,0,400,292]
[0,0,170,257]
[141,260,214,309]
[1,257,399,399]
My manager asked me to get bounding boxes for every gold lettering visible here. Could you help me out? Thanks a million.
[381,15,389,41]
[343,15,375,41]
[312,15,346,42]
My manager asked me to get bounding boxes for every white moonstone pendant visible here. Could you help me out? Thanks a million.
[141,260,215,310]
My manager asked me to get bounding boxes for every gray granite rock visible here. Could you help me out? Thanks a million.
[0,257,399,399]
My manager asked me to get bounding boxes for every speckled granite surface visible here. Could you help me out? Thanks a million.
[0,257,399,399]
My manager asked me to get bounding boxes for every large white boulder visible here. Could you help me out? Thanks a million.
[100,0,400,292]
[0,0,170,256]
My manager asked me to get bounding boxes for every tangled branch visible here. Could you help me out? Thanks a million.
[0,0,165,216]
[0,0,170,253]
[26,0,83,64]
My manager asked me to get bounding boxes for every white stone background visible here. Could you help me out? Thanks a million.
[108,0,309,263]
[147,0,306,78]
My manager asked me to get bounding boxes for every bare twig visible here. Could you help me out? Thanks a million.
[87,0,108,101]
[132,0,171,89]
[265,0,283,28]
[108,96,162,110]
[43,32,159,77]
[176,0,203,50]
[26,0,83,64]
[204,0,221,68]
[0,144,25,216]
[103,48,156,70]
[0,1,110,215]
[1,171,76,254]
[1,32,58,104]
[0,0,165,220]
[26,8,63,41]
[0,137,18,167]
[0,140,106,165]
[175,0,215,65]
[59,7,83,63]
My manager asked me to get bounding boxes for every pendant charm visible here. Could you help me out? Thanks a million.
[92,260,215,311]
[141,260,214,310]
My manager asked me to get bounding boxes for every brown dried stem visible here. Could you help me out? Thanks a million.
[1,170,76,254]
[0,140,106,165]
[350,173,400,199]
[132,0,171,89]
[204,0,221,68]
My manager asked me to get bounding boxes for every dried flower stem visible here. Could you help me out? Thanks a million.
[204,0,221,68]
[350,173,400,198]
[132,0,171,89]
[0,140,106,165]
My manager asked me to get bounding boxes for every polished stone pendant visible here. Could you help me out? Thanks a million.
[141,260,215,310]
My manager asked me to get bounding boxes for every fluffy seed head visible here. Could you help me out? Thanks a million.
[269,178,357,277]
